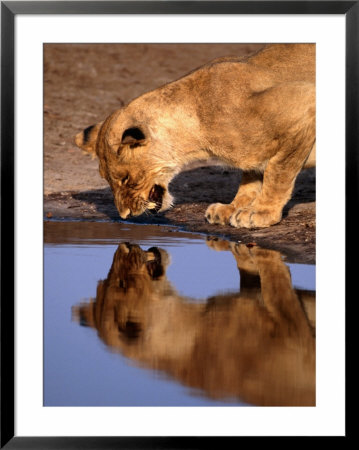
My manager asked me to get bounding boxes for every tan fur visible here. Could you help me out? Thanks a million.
[73,240,315,406]
[75,44,315,228]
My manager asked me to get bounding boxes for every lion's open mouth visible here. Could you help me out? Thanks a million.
[148,184,165,213]
[146,247,164,279]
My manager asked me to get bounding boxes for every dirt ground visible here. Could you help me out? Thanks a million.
[44,44,315,264]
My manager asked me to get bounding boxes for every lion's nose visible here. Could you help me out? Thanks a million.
[119,208,131,219]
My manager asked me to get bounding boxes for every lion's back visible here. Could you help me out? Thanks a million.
[247,43,315,83]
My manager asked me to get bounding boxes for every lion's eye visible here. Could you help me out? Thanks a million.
[118,174,129,186]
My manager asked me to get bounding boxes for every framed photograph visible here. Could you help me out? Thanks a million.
[1,1,355,447]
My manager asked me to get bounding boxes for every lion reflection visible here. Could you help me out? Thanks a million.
[72,239,315,406]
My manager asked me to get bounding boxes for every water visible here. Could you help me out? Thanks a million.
[44,221,315,407]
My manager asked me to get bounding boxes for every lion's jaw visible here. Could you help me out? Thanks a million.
[110,168,176,219]
[115,187,174,220]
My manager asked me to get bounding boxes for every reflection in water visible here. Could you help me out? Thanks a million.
[72,239,315,406]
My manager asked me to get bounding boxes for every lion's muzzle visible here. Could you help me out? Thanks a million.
[119,208,131,219]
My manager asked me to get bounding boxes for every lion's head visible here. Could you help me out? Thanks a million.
[75,112,176,218]
[74,80,203,220]
[72,242,169,349]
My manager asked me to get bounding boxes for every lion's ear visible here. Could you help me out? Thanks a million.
[121,127,146,148]
[75,122,103,156]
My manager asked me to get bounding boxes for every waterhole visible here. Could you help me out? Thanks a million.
[44,221,315,407]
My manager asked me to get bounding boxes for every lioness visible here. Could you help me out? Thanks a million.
[73,240,315,406]
[75,44,315,228]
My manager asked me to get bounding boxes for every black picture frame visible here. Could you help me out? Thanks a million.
[1,1,356,447]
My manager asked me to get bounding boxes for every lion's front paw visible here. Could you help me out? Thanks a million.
[205,203,235,225]
[230,208,281,229]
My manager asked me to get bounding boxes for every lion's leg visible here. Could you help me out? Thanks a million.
[229,81,315,229]
[230,139,314,229]
[250,247,314,338]
[250,247,298,320]
[205,171,263,225]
